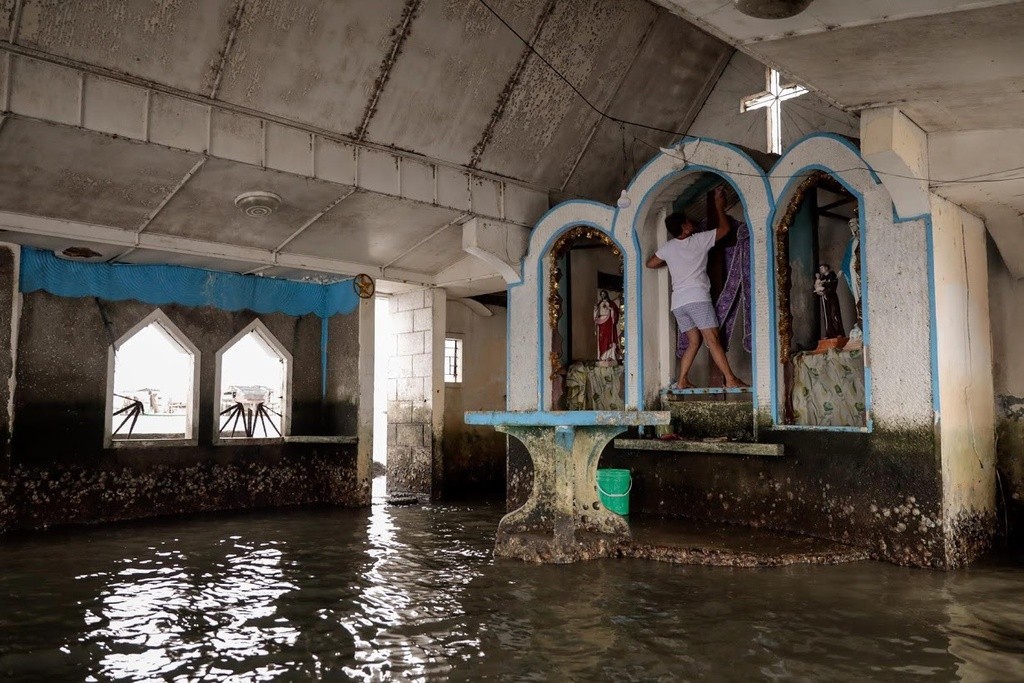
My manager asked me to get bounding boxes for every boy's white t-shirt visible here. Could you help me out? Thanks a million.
[656,230,717,311]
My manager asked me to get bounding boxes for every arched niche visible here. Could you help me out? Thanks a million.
[507,201,633,412]
[771,169,867,428]
[616,138,773,411]
[545,225,626,411]
[768,134,934,433]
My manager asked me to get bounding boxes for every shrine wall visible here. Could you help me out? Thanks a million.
[0,263,369,534]
[986,236,1024,542]
[930,195,996,562]
[603,137,956,567]
[442,300,506,500]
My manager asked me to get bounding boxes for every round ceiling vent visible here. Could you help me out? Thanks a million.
[734,0,813,19]
[234,191,282,218]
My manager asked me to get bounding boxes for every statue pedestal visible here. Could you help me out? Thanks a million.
[464,411,670,563]
[812,336,848,354]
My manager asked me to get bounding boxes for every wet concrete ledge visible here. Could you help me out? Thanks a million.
[499,517,870,567]
[621,516,869,567]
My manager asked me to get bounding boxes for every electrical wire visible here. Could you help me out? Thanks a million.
[477,0,1024,187]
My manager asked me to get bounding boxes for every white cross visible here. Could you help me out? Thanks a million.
[740,68,809,155]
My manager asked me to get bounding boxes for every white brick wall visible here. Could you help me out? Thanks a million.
[387,288,446,496]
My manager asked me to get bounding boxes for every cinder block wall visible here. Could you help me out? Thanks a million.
[387,288,445,498]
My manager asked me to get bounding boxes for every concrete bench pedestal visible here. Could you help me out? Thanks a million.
[464,411,670,563]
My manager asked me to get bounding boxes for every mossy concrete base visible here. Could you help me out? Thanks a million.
[495,424,630,563]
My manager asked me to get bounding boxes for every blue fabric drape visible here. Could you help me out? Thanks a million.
[19,247,360,319]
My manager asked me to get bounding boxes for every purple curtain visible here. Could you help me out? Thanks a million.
[677,217,752,357]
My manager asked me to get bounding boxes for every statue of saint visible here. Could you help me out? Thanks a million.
[813,264,845,340]
[593,289,621,366]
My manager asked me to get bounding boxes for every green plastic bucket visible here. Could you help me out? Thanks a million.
[596,468,632,516]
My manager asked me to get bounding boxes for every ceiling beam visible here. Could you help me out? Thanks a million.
[208,0,249,99]
[111,157,208,262]
[274,188,357,254]
[381,212,470,271]
[8,0,24,44]
[0,41,553,200]
[0,210,435,286]
[355,0,423,141]
[468,0,558,168]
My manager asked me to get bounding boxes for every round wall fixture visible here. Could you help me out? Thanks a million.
[734,0,813,19]
[353,274,376,299]
[234,191,282,217]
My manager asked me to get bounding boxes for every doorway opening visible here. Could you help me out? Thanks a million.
[372,295,393,500]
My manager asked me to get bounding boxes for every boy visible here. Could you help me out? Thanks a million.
[645,187,747,390]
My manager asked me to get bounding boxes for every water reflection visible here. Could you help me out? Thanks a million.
[2,505,1024,681]
[82,539,298,680]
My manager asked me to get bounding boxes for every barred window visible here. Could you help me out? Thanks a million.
[444,338,463,384]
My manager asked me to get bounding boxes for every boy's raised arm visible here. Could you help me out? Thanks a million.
[713,187,732,241]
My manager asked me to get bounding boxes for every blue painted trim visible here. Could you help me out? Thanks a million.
[912,214,942,414]
[505,291,511,408]
[630,216,645,409]
[519,199,615,280]
[765,163,874,432]
[778,132,883,186]
[555,425,575,451]
[772,425,869,434]
[628,136,773,208]
[534,220,627,411]
[628,151,769,414]
[464,410,670,427]
[19,246,360,318]
[662,387,752,396]
[321,317,329,400]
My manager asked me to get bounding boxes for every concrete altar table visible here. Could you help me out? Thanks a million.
[464,410,670,563]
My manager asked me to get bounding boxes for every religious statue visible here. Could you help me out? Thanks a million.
[842,214,863,346]
[813,264,845,342]
[593,289,621,366]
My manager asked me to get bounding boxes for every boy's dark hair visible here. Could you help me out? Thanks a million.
[665,212,689,238]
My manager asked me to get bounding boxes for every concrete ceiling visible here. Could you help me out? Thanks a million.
[656,0,1024,276]
[0,0,738,295]
[7,0,730,196]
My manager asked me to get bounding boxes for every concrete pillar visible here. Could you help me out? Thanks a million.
[0,244,18,473]
[931,195,997,564]
[356,296,375,504]
[387,287,446,499]
[861,107,930,219]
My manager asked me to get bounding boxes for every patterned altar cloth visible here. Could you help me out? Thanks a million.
[791,348,866,427]
[565,363,625,411]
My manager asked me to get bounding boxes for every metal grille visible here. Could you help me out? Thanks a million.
[444,338,462,383]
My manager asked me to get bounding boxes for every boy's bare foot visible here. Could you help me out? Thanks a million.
[671,380,697,390]
[725,378,749,389]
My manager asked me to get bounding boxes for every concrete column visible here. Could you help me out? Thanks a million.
[931,195,997,564]
[861,107,930,219]
[0,244,19,473]
[387,287,446,499]
[356,296,375,505]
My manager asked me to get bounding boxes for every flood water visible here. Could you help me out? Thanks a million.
[3,486,1024,681]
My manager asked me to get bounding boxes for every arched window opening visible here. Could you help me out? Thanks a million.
[775,170,866,427]
[548,226,625,410]
[217,321,291,439]
[108,311,198,443]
